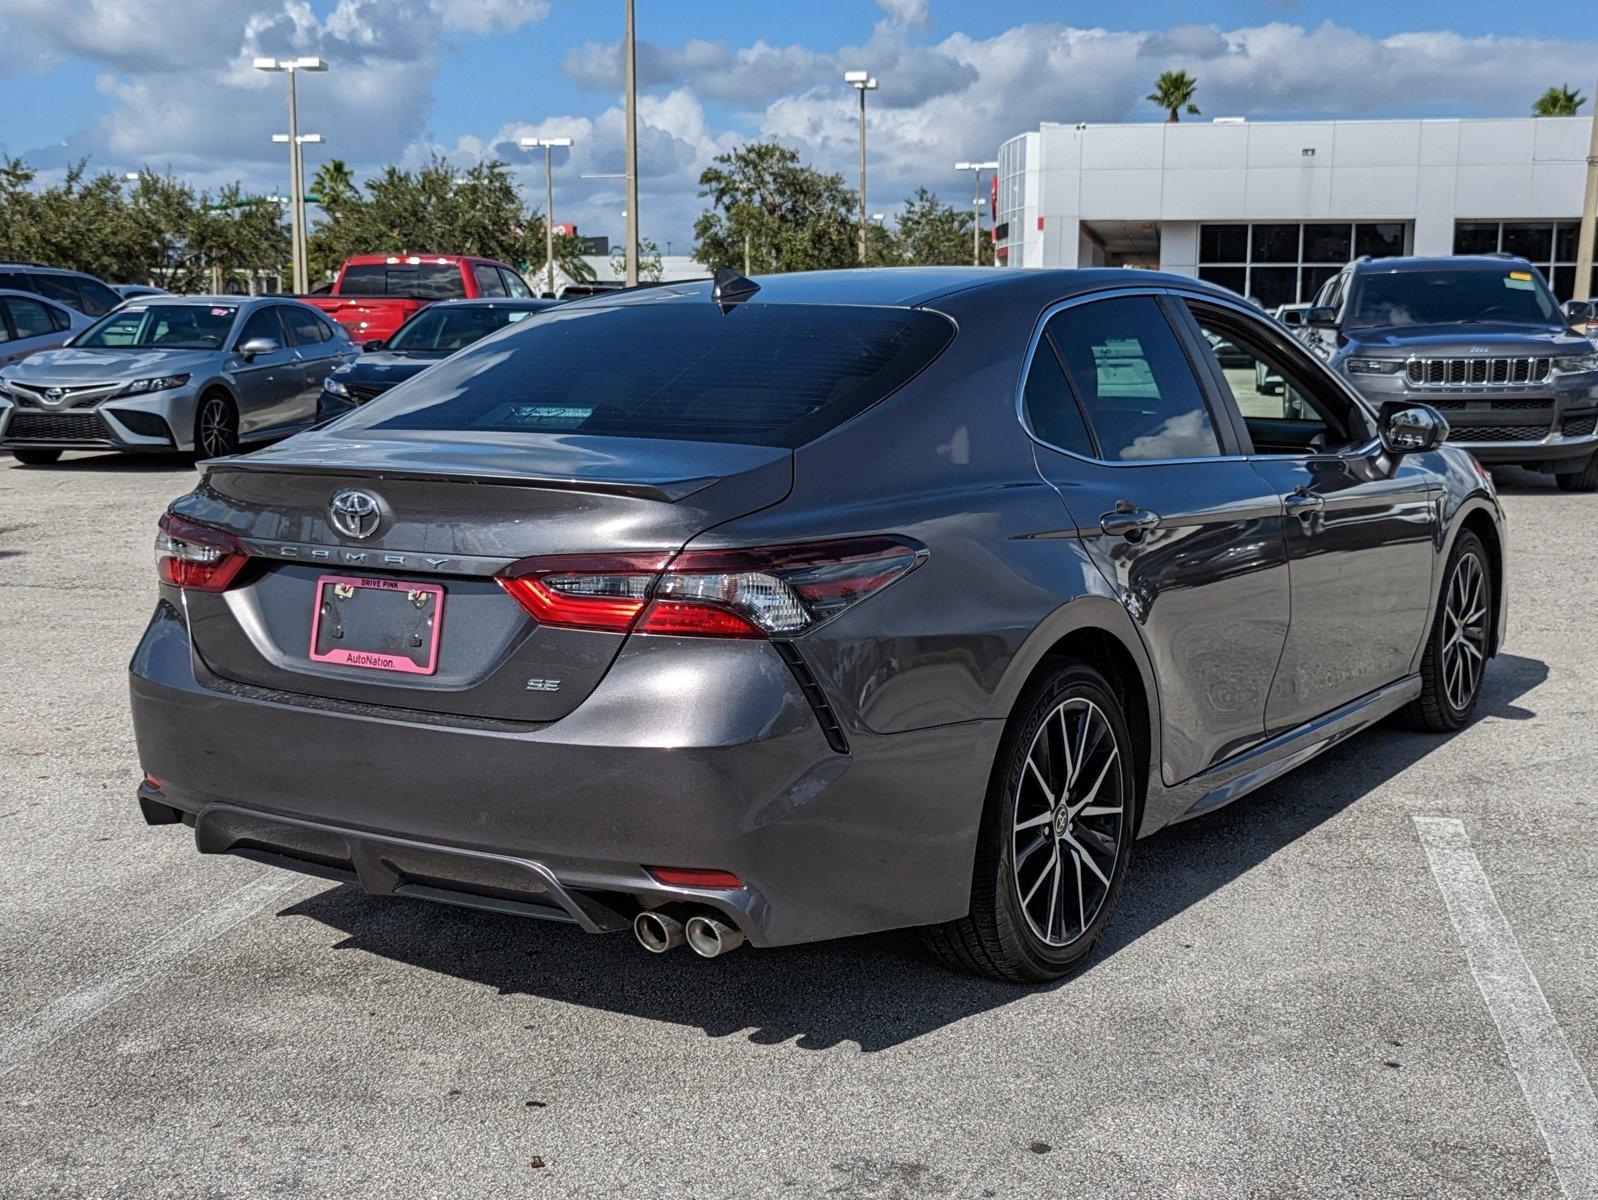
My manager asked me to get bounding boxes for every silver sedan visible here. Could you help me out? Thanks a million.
[0,295,357,464]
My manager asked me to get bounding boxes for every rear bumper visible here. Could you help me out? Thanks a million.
[129,600,998,947]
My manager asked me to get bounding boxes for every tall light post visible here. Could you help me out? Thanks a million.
[254,56,327,295]
[520,136,574,297]
[623,0,640,287]
[955,160,999,266]
[845,71,878,265]
[1576,78,1598,302]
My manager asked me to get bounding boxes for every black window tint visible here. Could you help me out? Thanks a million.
[236,306,286,348]
[1250,224,1300,264]
[472,264,507,297]
[1454,222,1500,255]
[340,263,466,299]
[33,273,83,309]
[0,272,28,291]
[6,297,55,339]
[283,305,329,345]
[1197,265,1247,297]
[1302,224,1352,263]
[1354,223,1405,258]
[1023,331,1095,457]
[1199,224,1247,262]
[1049,297,1221,462]
[348,303,954,448]
[1501,223,1553,263]
[1250,266,1298,310]
[76,278,121,316]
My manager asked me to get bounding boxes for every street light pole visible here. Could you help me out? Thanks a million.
[845,71,878,265]
[1576,85,1598,302]
[623,0,639,287]
[520,136,574,297]
[254,57,327,295]
[955,160,999,266]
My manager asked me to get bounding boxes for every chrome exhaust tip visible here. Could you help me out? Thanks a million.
[684,914,745,958]
[634,910,686,954]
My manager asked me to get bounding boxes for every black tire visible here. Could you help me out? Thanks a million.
[194,392,239,459]
[1555,452,1598,493]
[9,448,62,465]
[923,661,1136,983]
[1396,530,1491,732]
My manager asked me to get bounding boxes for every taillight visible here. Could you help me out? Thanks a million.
[154,512,249,592]
[497,537,924,638]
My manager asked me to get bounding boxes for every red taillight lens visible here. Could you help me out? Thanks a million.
[496,537,924,638]
[496,554,672,633]
[646,866,745,890]
[154,512,249,592]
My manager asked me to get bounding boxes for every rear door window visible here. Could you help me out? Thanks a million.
[33,273,84,310]
[1021,332,1096,458]
[347,302,955,448]
[5,296,56,340]
[1048,296,1222,461]
[282,305,331,346]
[500,268,532,298]
[472,264,507,297]
[76,278,122,316]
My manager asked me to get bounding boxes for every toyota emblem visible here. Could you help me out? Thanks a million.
[328,489,383,540]
[42,387,66,406]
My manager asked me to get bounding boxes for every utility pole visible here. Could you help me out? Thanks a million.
[623,0,640,287]
[845,71,878,265]
[955,161,999,266]
[254,57,327,295]
[521,136,574,297]
[1576,89,1598,302]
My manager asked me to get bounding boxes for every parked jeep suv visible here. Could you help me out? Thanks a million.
[1303,255,1598,491]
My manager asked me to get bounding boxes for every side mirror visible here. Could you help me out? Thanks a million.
[1563,299,1595,326]
[363,339,385,353]
[1306,306,1338,329]
[1278,308,1305,328]
[237,336,279,360]
[1380,402,1449,455]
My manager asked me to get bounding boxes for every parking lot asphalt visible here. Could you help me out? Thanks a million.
[0,451,1594,1199]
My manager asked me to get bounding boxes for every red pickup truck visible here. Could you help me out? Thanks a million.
[303,254,537,345]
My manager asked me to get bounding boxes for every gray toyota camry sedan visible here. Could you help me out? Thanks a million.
[0,295,355,463]
[129,268,1506,981]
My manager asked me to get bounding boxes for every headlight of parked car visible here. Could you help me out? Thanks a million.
[120,374,191,396]
[323,376,351,398]
[1344,357,1405,376]
[1553,352,1598,373]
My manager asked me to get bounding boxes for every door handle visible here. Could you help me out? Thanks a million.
[1284,488,1325,519]
[1099,501,1161,540]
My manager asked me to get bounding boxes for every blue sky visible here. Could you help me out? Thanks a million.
[2,0,1593,253]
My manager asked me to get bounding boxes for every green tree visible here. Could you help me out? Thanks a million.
[1148,70,1201,123]
[693,141,858,273]
[894,187,993,266]
[610,238,663,283]
[1533,84,1586,116]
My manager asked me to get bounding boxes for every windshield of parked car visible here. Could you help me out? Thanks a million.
[1346,268,1560,329]
[338,301,955,448]
[72,303,238,350]
[339,263,465,300]
[385,305,543,354]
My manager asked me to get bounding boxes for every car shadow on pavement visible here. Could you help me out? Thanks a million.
[279,652,1545,1053]
[4,452,195,473]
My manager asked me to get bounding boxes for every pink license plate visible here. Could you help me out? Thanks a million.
[308,575,445,675]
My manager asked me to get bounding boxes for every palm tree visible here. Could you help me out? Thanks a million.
[310,159,358,209]
[1148,70,1201,123]
[1532,84,1586,117]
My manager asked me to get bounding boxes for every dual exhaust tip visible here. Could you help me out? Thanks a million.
[633,909,745,958]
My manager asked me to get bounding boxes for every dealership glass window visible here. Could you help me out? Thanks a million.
[1453,220,1596,301]
[1198,222,1408,308]
[996,136,1029,268]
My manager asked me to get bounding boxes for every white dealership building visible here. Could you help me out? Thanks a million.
[993,115,1595,307]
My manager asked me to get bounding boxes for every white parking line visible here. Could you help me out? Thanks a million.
[0,872,300,1079]
[1414,816,1598,1200]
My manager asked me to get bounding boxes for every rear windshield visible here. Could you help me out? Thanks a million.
[1347,267,1560,329]
[386,304,546,353]
[339,263,465,300]
[74,303,237,349]
[340,301,954,447]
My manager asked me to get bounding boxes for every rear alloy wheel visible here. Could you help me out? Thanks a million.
[10,448,62,465]
[1397,530,1490,732]
[195,393,239,459]
[923,662,1135,983]
[1555,451,1598,493]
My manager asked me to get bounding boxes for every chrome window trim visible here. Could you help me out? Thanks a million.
[1014,283,1372,468]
